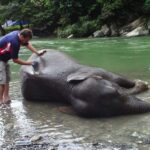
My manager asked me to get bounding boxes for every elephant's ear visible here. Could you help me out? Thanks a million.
[67,72,90,83]
[67,72,102,83]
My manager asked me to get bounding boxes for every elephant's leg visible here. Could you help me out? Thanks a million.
[95,68,135,89]
[103,72,135,88]
[123,80,149,95]
[98,68,149,92]
[113,76,135,88]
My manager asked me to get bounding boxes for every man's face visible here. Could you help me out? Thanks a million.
[19,35,30,45]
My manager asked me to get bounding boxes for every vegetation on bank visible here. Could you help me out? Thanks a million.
[0,0,150,37]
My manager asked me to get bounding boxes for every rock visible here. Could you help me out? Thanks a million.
[93,30,104,37]
[67,34,74,39]
[92,142,99,146]
[48,144,59,150]
[5,123,14,131]
[120,17,146,35]
[15,140,32,146]
[30,135,42,142]
[125,26,149,37]
[131,132,139,137]
[136,140,143,144]
[110,24,119,36]
[101,25,111,36]
[93,25,110,37]
[147,18,150,30]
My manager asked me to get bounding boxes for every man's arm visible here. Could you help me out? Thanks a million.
[26,43,39,55]
[13,58,32,65]
[26,43,46,56]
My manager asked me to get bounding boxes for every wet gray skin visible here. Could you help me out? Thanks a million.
[1,37,150,149]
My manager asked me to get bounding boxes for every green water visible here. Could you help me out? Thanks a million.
[1,36,150,149]
[12,36,150,81]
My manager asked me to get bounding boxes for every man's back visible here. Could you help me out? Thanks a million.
[0,31,20,62]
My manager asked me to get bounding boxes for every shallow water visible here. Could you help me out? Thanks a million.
[1,37,150,149]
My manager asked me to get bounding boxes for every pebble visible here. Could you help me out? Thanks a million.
[15,140,32,146]
[30,135,42,142]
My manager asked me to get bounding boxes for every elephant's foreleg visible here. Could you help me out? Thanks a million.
[113,76,135,88]
[122,80,149,95]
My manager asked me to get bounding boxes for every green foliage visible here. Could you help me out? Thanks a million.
[100,0,123,20]
[57,19,98,38]
[0,0,149,37]
[144,0,150,14]
[5,25,28,33]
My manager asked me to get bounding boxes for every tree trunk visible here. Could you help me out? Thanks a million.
[0,24,6,35]
[19,21,23,30]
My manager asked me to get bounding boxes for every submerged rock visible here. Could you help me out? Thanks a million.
[30,135,42,142]
[15,140,32,146]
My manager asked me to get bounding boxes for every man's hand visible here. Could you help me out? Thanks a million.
[37,50,47,56]
[32,61,39,75]
[26,43,46,56]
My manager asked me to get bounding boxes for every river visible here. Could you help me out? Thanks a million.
[1,36,150,149]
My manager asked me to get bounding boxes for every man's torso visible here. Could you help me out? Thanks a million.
[0,31,20,62]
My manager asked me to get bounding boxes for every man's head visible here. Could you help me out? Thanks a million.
[19,28,33,45]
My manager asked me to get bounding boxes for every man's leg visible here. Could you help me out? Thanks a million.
[3,63,11,103]
[3,83,10,103]
[0,61,6,104]
[0,85,4,104]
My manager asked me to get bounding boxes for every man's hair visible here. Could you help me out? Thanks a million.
[20,28,33,39]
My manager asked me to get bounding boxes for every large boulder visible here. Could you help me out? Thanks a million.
[93,30,104,37]
[125,26,149,37]
[93,25,110,37]
[110,23,119,36]
[120,17,146,36]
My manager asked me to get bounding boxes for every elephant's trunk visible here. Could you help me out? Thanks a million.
[123,96,150,114]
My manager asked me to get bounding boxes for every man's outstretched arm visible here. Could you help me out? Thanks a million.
[26,43,46,56]
[13,58,32,65]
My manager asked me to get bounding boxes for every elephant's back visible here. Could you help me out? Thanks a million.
[23,49,80,76]
[20,49,80,101]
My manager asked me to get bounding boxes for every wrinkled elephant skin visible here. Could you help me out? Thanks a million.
[20,49,150,118]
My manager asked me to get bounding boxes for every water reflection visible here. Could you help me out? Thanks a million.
[3,80,150,149]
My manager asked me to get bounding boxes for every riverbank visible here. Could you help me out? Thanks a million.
[63,17,150,39]
[1,17,150,39]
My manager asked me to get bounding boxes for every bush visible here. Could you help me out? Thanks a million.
[144,0,150,14]
[4,25,29,34]
[56,19,99,38]
[56,24,77,38]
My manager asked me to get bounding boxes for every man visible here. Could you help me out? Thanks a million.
[0,28,45,104]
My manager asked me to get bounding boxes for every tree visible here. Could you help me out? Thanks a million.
[0,5,7,35]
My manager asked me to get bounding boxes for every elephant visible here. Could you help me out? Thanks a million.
[20,49,150,118]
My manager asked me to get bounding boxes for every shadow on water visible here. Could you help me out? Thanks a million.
[1,37,150,149]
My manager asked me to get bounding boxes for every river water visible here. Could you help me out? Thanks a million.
[1,37,150,149]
